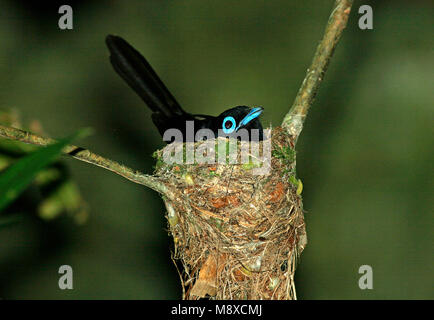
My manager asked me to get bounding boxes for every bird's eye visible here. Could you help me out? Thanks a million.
[222,116,236,134]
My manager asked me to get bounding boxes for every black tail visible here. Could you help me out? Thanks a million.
[105,35,186,119]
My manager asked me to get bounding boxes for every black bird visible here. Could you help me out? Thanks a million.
[105,35,264,142]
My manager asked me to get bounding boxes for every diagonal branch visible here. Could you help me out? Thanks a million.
[282,0,353,141]
[0,124,170,197]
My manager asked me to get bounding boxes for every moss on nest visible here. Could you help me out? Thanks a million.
[153,127,306,300]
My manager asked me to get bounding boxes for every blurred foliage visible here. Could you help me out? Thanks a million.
[0,109,88,223]
[0,0,432,299]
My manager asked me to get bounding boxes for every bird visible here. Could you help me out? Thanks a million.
[105,35,264,142]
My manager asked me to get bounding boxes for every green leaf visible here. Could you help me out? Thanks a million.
[0,131,84,212]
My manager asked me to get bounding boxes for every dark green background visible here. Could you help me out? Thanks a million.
[0,0,432,299]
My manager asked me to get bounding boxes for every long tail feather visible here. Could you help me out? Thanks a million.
[105,35,185,118]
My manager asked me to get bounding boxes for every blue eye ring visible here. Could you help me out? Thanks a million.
[222,116,236,134]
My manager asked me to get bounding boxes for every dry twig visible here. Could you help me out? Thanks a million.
[282,0,353,141]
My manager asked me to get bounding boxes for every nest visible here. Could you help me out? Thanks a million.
[153,127,307,300]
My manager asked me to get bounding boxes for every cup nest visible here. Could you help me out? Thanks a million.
[153,127,307,299]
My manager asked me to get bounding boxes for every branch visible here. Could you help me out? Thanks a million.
[0,124,170,197]
[282,0,353,141]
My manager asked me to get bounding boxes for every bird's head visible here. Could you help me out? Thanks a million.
[216,106,264,139]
